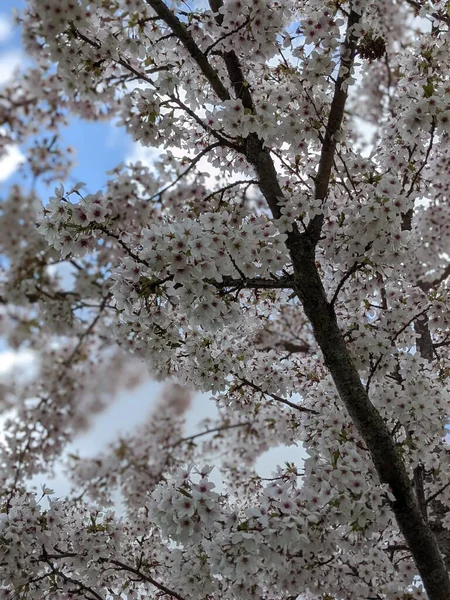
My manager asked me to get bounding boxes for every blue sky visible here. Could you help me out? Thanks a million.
[0,0,138,194]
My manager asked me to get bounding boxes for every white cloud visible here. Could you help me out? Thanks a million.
[0,349,36,377]
[0,49,23,85]
[0,47,26,182]
[352,116,378,157]
[0,144,24,181]
[255,444,307,479]
[72,380,162,456]
[125,140,226,186]
[0,14,13,44]
[125,141,160,172]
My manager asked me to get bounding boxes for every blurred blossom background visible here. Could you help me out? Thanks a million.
[0,0,305,498]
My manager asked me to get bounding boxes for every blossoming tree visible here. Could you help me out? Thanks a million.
[1,0,450,598]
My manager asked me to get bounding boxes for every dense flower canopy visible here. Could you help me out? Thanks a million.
[1,0,450,598]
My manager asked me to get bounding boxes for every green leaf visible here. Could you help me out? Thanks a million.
[237,520,249,531]
[332,450,340,468]
[422,82,434,98]
[177,487,193,499]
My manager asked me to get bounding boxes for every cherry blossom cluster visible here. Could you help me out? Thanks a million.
[1,0,450,598]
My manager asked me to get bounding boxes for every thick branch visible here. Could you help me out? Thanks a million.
[307,9,361,246]
[145,0,230,102]
[209,0,255,111]
[414,463,428,520]
[415,313,434,361]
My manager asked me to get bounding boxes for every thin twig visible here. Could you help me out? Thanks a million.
[165,422,249,449]
[106,559,187,600]
[237,377,318,414]
[330,261,366,306]
[365,305,430,390]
